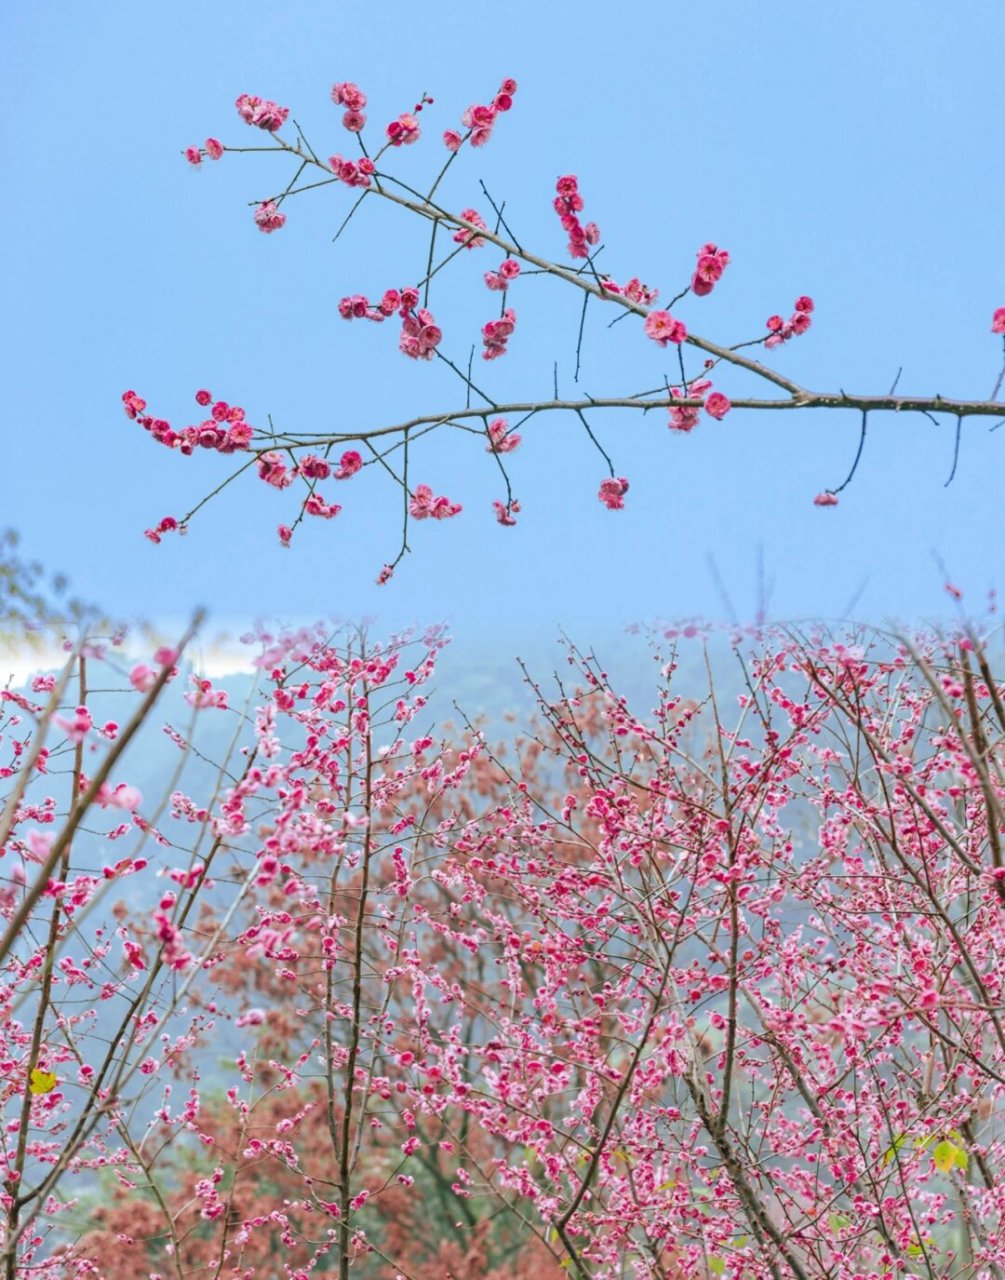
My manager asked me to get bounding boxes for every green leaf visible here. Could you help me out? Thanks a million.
[883,1133,908,1163]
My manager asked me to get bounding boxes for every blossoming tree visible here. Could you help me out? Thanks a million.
[2,616,1004,1278]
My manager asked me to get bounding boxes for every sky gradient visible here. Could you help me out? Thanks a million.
[3,2,1003,656]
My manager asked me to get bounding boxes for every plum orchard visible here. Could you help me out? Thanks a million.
[1,620,1004,1278]
[123,78,1005,581]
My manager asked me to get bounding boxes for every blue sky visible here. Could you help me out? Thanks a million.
[3,2,1003,655]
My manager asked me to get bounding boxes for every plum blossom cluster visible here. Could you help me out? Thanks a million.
[253,452,342,520]
[443,77,517,151]
[130,650,178,692]
[690,242,731,296]
[452,208,488,249]
[386,94,432,146]
[597,476,630,509]
[664,378,732,432]
[123,389,254,456]
[124,385,373,548]
[185,677,229,711]
[297,450,363,481]
[327,153,376,189]
[337,288,405,322]
[54,705,94,744]
[385,114,420,146]
[485,418,520,452]
[600,275,659,305]
[303,493,341,519]
[256,451,293,489]
[333,449,363,479]
[331,80,367,132]
[643,308,687,346]
[765,294,814,348]
[492,498,520,526]
[400,305,442,360]
[666,380,705,433]
[95,781,143,811]
[254,200,286,233]
[235,93,289,132]
[553,174,600,259]
[143,516,182,544]
[484,257,521,291]
[338,288,404,322]
[408,484,461,519]
[153,905,193,971]
[338,287,442,360]
[481,307,516,360]
[184,138,224,166]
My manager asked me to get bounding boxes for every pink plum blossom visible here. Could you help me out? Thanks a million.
[398,308,442,360]
[254,201,286,233]
[235,94,289,132]
[453,209,488,249]
[704,392,732,420]
[598,477,630,509]
[386,113,420,146]
[334,450,363,480]
[408,484,462,520]
[485,419,520,452]
[482,308,516,360]
[644,310,687,346]
[331,81,367,112]
[691,243,730,297]
[492,499,520,526]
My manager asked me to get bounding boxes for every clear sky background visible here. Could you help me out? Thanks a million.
[3,2,1003,659]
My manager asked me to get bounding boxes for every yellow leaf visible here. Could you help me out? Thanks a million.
[932,1139,967,1173]
[29,1069,56,1095]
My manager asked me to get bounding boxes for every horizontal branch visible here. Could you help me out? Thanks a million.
[269,390,1005,448]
